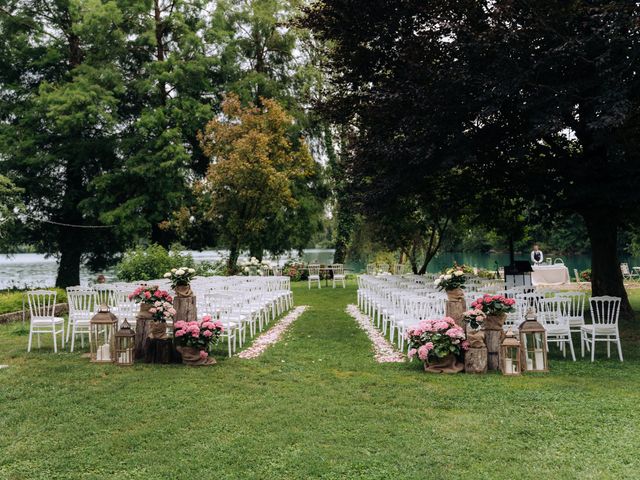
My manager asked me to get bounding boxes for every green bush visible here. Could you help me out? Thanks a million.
[115,244,196,282]
[0,288,67,315]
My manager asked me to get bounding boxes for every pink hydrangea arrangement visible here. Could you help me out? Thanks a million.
[470,294,516,316]
[463,309,486,330]
[129,286,176,322]
[406,317,469,362]
[174,315,224,358]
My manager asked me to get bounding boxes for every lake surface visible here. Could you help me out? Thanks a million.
[1,250,638,289]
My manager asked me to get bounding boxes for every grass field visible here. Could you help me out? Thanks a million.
[1,282,639,479]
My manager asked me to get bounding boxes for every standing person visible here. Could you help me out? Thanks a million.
[530,244,544,265]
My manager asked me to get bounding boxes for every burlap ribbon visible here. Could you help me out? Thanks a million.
[148,320,169,340]
[446,288,465,302]
[174,284,193,298]
[424,354,464,374]
[466,327,486,348]
[177,346,216,366]
[484,314,506,331]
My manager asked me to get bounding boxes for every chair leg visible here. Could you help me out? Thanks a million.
[53,326,58,353]
[581,332,584,357]
[591,335,596,362]
[71,323,76,353]
[568,336,576,361]
[616,335,624,362]
[28,327,33,352]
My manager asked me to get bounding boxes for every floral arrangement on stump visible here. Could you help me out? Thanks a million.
[406,317,468,373]
[470,295,515,329]
[240,256,261,275]
[129,286,176,340]
[434,267,466,301]
[164,267,196,297]
[174,315,224,365]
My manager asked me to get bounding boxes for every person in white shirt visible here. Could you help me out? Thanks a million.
[530,244,544,264]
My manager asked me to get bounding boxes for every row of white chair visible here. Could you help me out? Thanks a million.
[27,276,293,358]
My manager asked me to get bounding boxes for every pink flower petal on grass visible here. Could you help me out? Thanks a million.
[346,304,405,363]
[237,306,308,359]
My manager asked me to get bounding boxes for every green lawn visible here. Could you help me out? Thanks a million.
[1,283,639,479]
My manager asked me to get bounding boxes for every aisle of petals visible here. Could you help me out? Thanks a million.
[346,304,405,363]
[237,305,308,359]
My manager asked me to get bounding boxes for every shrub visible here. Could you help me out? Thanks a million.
[580,268,592,282]
[115,244,195,282]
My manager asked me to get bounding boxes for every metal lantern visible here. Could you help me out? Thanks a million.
[114,319,135,366]
[501,327,522,376]
[89,305,118,363]
[518,308,548,372]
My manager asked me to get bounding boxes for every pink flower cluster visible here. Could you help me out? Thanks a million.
[470,294,516,316]
[128,285,173,304]
[174,315,224,350]
[406,317,468,362]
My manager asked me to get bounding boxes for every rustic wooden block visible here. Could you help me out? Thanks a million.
[174,296,197,323]
[484,329,504,371]
[464,347,488,373]
[445,299,467,328]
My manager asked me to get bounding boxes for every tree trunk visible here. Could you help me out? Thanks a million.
[228,240,240,272]
[582,210,633,319]
[55,240,82,287]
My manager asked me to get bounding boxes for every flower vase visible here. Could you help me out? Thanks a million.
[445,288,465,302]
[177,346,216,366]
[174,284,193,298]
[424,354,464,374]
[148,320,169,340]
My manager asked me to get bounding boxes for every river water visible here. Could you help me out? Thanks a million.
[1,250,638,289]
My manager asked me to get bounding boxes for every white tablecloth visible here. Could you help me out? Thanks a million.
[531,264,570,286]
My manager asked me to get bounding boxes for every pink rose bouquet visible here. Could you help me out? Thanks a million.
[470,294,516,316]
[463,309,486,330]
[174,315,224,357]
[129,286,176,323]
[406,317,468,362]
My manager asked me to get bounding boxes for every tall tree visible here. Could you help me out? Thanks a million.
[303,1,640,317]
[87,0,216,247]
[0,0,127,286]
[196,94,324,269]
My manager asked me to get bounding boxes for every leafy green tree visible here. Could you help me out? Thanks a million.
[87,0,216,247]
[196,94,324,270]
[0,0,128,286]
[303,1,640,317]
[0,174,23,251]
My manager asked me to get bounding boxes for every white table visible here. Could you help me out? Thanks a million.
[531,264,570,286]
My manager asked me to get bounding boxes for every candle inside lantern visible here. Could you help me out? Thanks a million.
[504,358,513,374]
[526,357,533,370]
[96,343,111,362]
[534,349,544,370]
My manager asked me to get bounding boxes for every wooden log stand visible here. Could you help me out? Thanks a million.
[464,326,488,374]
[484,315,506,371]
[134,304,175,363]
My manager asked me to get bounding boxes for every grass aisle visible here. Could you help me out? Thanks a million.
[0,283,639,479]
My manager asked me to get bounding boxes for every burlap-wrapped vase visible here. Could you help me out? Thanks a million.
[466,326,486,348]
[446,287,465,302]
[177,346,216,366]
[484,313,506,331]
[174,284,193,298]
[148,320,169,340]
[424,354,464,374]
[137,302,153,321]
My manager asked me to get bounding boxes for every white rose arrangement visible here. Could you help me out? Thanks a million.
[164,266,196,288]
[434,266,466,291]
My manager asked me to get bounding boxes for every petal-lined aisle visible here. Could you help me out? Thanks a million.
[345,304,405,363]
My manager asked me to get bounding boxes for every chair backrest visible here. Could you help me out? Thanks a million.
[538,297,569,326]
[589,296,621,326]
[392,264,405,275]
[27,290,57,319]
[94,284,117,308]
[366,263,376,275]
[555,292,585,319]
[378,263,390,274]
[573,269,581,283]
[331,264,344,275]
[308,264,320,276]
[620,263,630,275]
[66,287,97,316]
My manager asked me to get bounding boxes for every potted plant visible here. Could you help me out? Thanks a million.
[406,317,468,373]
[434,267,466,301]
[129,286,176,340]
[463,308,487,348]
[470,295,515,330]
[174,315,224,365]
[164,267,196,297]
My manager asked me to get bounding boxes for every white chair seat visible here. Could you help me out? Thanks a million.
[580,324,618,334]
[31,316,65,325]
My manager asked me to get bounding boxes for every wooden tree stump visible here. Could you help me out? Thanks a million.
[134,304,175,364]
[484,329,504,371]
[445,299,466,328]
[174,296,197,323]
[464,347,488,374]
